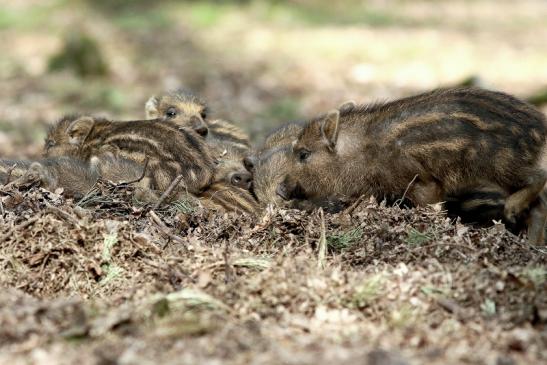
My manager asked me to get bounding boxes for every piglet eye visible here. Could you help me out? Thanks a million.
[297,149,311,162]
[165,107,177,118]
[46,140,56,149]
[200,111,207,119]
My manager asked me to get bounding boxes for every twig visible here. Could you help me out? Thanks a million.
[395,174,419,207]
[120,159,149,185]
[45,203,80,226]
[153,174,185,210]
[527,245,547,255]
[202,184,233,200]
[345,195,366,216]
[317,208,327,269]
[148,210,186,246]
[76,181,100,207]
[412,242,475,252]
[0,214,42,243]
[437,297,462,314]
[4,164,16,185]
[223,239,232,283]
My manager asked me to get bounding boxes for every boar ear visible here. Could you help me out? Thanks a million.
[320,110,340,151]
[89,155,102,173]
[338,100,356,113]
[145,96,160,119]
[66,116,94,146]
[24,162,52,187]
[27,162,47,179]
[243,155,257,173]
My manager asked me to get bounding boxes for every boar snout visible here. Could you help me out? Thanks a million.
[276,181,290,201]
[189,116,209,137]
[277,176,307,201]
[230,170,253,190]
[243,155,257,173]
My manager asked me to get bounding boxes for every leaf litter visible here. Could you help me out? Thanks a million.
[0,185,545,365]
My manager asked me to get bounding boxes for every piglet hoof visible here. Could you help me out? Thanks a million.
[504,202,523,225]
[12,170,42,189]
[276,183,290,201]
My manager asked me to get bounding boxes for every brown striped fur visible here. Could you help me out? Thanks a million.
[248,100,360,208]
[260,122,304,153]
[145,89,251,190]
[90,153,160,202]
[197,183,259,215]
[45,115,216,196]
[44,115,80,158]
[446,184,547,243]
[277,87,547,243]
[145,88,250,152]
[44,116,256,212]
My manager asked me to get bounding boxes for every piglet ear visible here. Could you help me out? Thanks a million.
[338,100,356,112]
[320,110,340,151]
[243,155,257,173]
[66,116,94,146]
[89,155,102,173]
[14,161,50,190]
[145,96,160,119]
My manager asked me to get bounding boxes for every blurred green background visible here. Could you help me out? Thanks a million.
[0,0,546,157]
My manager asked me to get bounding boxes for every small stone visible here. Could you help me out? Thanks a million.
[495,281,505,291]
[496,355,516,365]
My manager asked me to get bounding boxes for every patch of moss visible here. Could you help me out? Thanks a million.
[48,33,109,78]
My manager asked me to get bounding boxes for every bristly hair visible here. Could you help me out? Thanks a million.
[168,87,209,113]
[308,87,546,127]
[296,88,484,140]
[45,115,113,146]
[44,114,86,152]
[166,87,212,117]
[338,86,546,117]
[266,121,305,138]
[47,114,82,135]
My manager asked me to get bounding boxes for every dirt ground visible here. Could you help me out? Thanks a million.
[1,1,546,364]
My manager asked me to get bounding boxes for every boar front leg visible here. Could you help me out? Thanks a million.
[504,169,546,224]
[406,178,444,207]
[526,190,547,245]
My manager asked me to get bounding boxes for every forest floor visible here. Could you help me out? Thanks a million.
[0,185,545,365]
[1,1,546,364]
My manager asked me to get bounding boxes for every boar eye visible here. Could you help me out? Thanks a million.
[297,149,311,162]
[200,110,207,119]
[46,140,56,149]
[165,107,177,118]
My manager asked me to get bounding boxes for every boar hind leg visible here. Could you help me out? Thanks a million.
[407,179,443,207]
[290,196,348,213]
[134,187,160,204]
[443,183,508,227]
[526,191,547,245]
[504,170,546,224]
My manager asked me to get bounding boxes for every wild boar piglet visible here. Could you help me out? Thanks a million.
[145,88,250,152]
[277,87,547,243]
[46,115,216,196]
[10,157,98,198]
[145,88,251,189]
